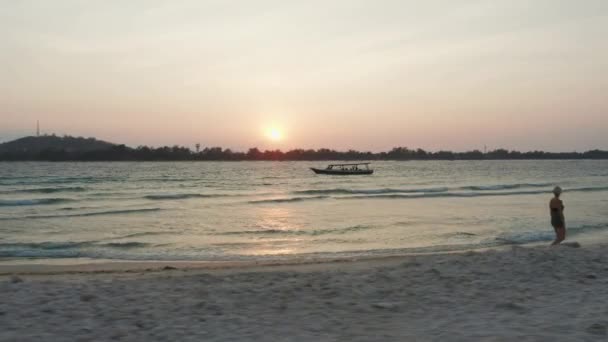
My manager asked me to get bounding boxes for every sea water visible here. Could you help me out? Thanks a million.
[0,160,607,262]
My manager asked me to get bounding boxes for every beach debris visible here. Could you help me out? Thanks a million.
[586,323,607,336]
[111,330,127,340]
[162,266,177,270]
[401,260,421,268]
[80,294,96,302]
[428,268,441,276]
[199,303,223,316]
[10,275,23,283]
[372,302,400,311]
[562,242,581,248]
[495,302,526,313]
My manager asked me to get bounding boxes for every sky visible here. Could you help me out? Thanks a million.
[1,0,607,152]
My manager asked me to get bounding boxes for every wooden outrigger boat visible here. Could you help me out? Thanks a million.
[311,163,374,175]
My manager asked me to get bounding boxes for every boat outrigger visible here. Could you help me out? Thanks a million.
[311,163,374,175]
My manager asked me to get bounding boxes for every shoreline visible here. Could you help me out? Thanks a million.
[0,240,583,277]
[0,242,529,276]
[0,252,487,277]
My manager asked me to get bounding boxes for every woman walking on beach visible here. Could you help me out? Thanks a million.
[550,186,566,245]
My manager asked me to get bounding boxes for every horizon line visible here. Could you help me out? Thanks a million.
[1,134,607,155]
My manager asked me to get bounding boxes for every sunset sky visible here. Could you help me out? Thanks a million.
[1,0,607,151]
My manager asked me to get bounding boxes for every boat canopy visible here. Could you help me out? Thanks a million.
[327,163,371,167]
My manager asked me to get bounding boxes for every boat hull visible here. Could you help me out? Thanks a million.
[311,168,374,175]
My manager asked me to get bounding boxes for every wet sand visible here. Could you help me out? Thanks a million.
[1,243,608,341]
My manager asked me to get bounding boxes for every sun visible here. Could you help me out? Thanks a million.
[266,127,283,142]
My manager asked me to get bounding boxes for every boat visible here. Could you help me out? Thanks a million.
[311,163,374,175]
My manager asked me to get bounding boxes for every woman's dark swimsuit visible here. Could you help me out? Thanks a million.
[551,207,564,227]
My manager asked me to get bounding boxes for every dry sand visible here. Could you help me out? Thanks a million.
[1,243,608,341]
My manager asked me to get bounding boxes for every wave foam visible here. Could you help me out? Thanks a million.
[0,240,153,258]
[219,224,373,236]
[460,183,553,191]
[0,208,162,220]
[145,193,223,200]
[0,198,74,207]
[249,195,330,204]
[247,185,608,204]
[293,187,449,196]
[13,187,87,194]
[293,182,555,197]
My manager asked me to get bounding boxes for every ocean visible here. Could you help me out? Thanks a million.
[1,160,607,262]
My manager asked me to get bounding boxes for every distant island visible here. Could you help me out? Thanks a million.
[1,135,607,161]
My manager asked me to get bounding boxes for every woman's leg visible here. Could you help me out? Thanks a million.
[551,226,559,245]
[557,226,566,243]
[551,226,565,245]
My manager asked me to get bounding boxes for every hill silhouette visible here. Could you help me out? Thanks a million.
[0,135,115,158]
[0,135,607,161]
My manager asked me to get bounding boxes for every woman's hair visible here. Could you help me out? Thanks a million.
[553,186,562,196]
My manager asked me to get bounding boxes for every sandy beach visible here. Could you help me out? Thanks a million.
[1,243,607,341]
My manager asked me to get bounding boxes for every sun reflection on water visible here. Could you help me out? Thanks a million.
[242,207,304,256]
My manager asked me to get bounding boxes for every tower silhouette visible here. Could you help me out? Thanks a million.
[37,120,40,137]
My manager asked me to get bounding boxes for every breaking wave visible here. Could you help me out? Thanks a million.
[144,193,225,200]
[345,186,608,200]
[118,231,176,239]
[459,183,553,191]
[249,195,330,204]
[1,187,87,194]
[218,224,373,236]
[0,208,162,220]
[493,223,608,245]
[293,182,554,196]
[0,177,113,186]
[293,187,449,195]
[0,240,153,258]
[250,186,608,204]
[0,198,74,207]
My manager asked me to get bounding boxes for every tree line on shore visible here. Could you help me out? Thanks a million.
[1,140,607,161]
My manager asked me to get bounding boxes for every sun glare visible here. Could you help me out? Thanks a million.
[266,128,283,142]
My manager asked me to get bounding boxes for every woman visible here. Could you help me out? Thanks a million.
[550,186,565,245]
